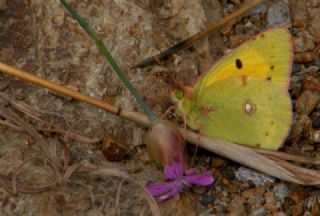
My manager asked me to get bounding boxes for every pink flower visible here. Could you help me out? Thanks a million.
[146,161,214,202]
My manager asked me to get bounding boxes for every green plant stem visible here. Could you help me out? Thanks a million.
[59,0,157,123]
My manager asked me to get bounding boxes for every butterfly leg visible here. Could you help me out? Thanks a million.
[161,105,176,120]
[190,123,204,166]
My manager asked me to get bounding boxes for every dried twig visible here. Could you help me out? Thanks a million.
[0,93,101,144]
[256,149,320,166]
[80,162,161,216]
[0,102,51,156]
[115,179,125,215]
[132,0,263,68]
[0,87,161,215]
[0,62,150,127]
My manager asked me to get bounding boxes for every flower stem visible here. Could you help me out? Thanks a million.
[59,0,157,123]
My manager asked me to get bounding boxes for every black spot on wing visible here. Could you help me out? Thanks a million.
[235,59,243,69]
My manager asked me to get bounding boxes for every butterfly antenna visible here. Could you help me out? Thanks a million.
[163,71,185,91]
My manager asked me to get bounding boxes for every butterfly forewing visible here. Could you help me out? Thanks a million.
[194,28,293,98]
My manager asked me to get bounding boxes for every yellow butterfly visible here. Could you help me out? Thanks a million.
[173,28,293,150]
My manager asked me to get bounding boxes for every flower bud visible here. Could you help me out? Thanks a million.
[146,120,187,168]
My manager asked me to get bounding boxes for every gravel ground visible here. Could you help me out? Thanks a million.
[0,0,320,215]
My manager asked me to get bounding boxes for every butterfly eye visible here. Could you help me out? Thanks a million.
[174,90,184,100]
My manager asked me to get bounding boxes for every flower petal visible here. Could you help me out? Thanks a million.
[156,186,180,202]
[146,181,176,197]
[164,161,184,180]
[184,171,214,186]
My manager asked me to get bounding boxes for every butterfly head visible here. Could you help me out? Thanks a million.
[170,90,184,116]
[171,86,194,101]
[170,86,194,121]
[171,89,183,101]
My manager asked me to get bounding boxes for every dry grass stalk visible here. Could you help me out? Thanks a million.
[184,130,320,185]
[0,62,320,186]
[0,100,160,215]
[0,93,101,144]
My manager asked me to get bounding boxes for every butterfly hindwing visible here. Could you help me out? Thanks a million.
[186,76,291,150]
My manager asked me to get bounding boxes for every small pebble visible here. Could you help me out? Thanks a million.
[289,114,311,143]
[303,34,315,51]
[267,2,291,27]
[304,66,319,74]
[310,130,320,142]
[295,90,320,115]
[291,204,304,216]
[211,157,228,168]
[295,52,316,63]
[293,36,306,53]
[274,184,290,201]
[235,167,275,187]
[264,191,277,212]
[201,195,215,205]
[292,63,302,74]
[309,5,320,39]
[287,191,306,204]
[227,195,245,216]
[224,167,235,180]
[250,3,268,15]
[251,207,268,216]
[291,1,309,28]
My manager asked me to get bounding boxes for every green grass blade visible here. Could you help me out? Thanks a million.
[59,0,157,123]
